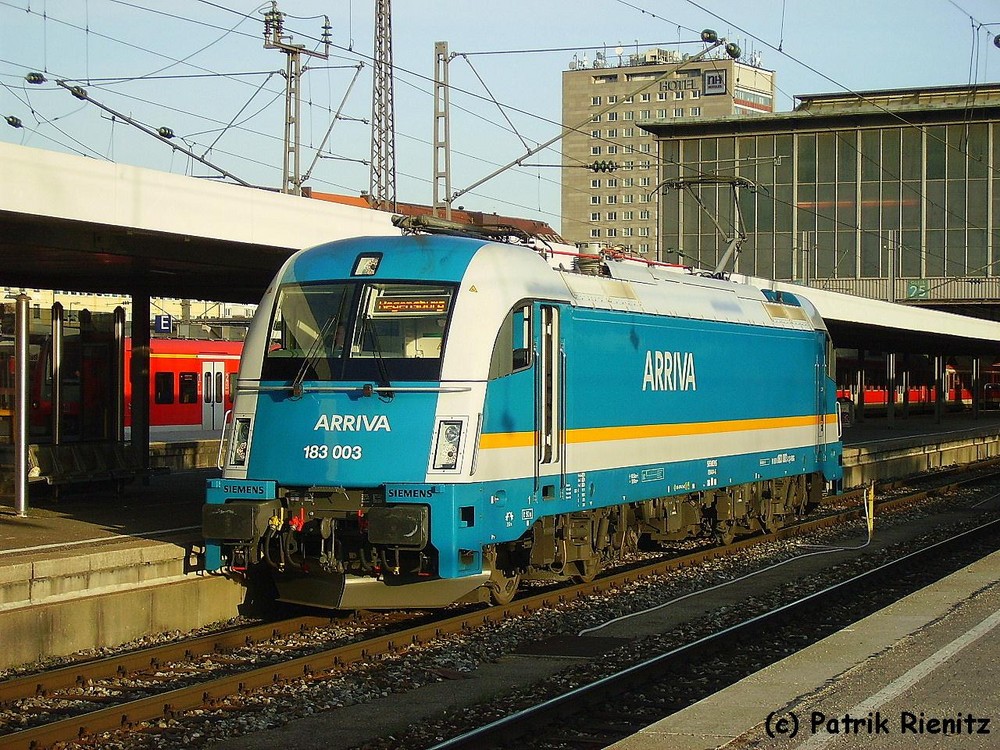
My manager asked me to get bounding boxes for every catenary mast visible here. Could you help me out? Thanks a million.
[369,0,397,210]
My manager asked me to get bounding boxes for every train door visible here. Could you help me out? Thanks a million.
[816,360,826,459]
[201,360,226,431]
[817,337,832,455]
[535,304,564,498]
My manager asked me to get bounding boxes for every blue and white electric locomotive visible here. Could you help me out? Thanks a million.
[203,219,843,609]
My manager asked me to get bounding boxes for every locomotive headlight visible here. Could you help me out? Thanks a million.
[432,419,464,471]
[230,417,253,467]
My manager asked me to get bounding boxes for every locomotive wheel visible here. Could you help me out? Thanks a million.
[714,521,737,545]
[486,569,520,605]
[483,545,520,605]
[572,556,602,583]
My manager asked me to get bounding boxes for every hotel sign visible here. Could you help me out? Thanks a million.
[704,70,727,96]
[659,78,698,92]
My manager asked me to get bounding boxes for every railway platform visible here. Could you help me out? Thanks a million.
[0,431,244,670]
[610,544,1000,750]
[1,413,999,670]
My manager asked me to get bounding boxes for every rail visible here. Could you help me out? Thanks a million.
[428,516,1000,749]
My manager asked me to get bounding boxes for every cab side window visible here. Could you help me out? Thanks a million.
[488,304,531,379]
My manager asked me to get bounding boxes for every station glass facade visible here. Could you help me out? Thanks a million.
[647,87,1000,308]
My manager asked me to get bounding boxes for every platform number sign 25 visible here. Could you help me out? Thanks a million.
[907,280,929,300]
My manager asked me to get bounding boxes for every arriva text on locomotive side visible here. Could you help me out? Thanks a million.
[642,350,697,392]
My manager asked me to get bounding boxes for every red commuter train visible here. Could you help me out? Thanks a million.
[835,352,1000,413]
[27,337,243,438]
[130,338,242,432]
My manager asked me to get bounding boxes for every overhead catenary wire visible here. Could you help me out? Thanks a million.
[5,0,999,242]
[53,79,255,187]
[4,1,719,219]
[458,54,532,154]
[3,1,575,217]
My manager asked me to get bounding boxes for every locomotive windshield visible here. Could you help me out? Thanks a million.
[262,281,455,382]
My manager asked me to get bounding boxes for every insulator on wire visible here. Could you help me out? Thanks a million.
[5,115,23,128]
[590,160,619,173]
[157,126,175,139]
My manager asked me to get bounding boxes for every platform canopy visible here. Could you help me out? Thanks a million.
[739,275,1000,357]
[0,142,398,303]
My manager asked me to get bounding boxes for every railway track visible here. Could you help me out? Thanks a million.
[427,517,1000,749]
[1,467,996,749]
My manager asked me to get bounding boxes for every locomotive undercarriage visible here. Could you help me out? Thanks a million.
[224,487,441,585]
[216,473,822,608]
[485,473,823,604]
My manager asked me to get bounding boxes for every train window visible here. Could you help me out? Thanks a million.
[154,372,175,404]
[489,305,532,379]
[179,372,198,404]
[262,281,456,382]
[215,372,223,403]
[346,283,455,382]
[203,373,212,403]
[352,283,453,358]
[264,282,354,381]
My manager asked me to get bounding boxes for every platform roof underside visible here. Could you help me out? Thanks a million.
[3,142,1000,356]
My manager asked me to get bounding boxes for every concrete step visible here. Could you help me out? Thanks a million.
[0,538,246,670]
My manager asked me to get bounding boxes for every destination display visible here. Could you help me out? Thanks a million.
[374,295,450,314]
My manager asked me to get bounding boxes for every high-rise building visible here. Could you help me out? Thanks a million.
[561,47,775,255]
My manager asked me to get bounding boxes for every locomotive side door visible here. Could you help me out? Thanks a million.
[816,359,825,462]
[816,335,833,459]
[535,304,565,497]
[201,360,226,431]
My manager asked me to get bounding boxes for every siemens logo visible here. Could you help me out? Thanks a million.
[387,488,435,498]
[223,483,266,495]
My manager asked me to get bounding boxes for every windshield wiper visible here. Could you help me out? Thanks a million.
[363,315,394,400]
[291,311,342,398]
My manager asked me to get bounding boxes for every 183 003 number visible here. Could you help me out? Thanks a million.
[303,444,362,460]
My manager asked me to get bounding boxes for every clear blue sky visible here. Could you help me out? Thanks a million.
[2,0,998,234]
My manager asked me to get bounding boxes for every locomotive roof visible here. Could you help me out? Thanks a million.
[280,234,494,285]
[278,234,826,336]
